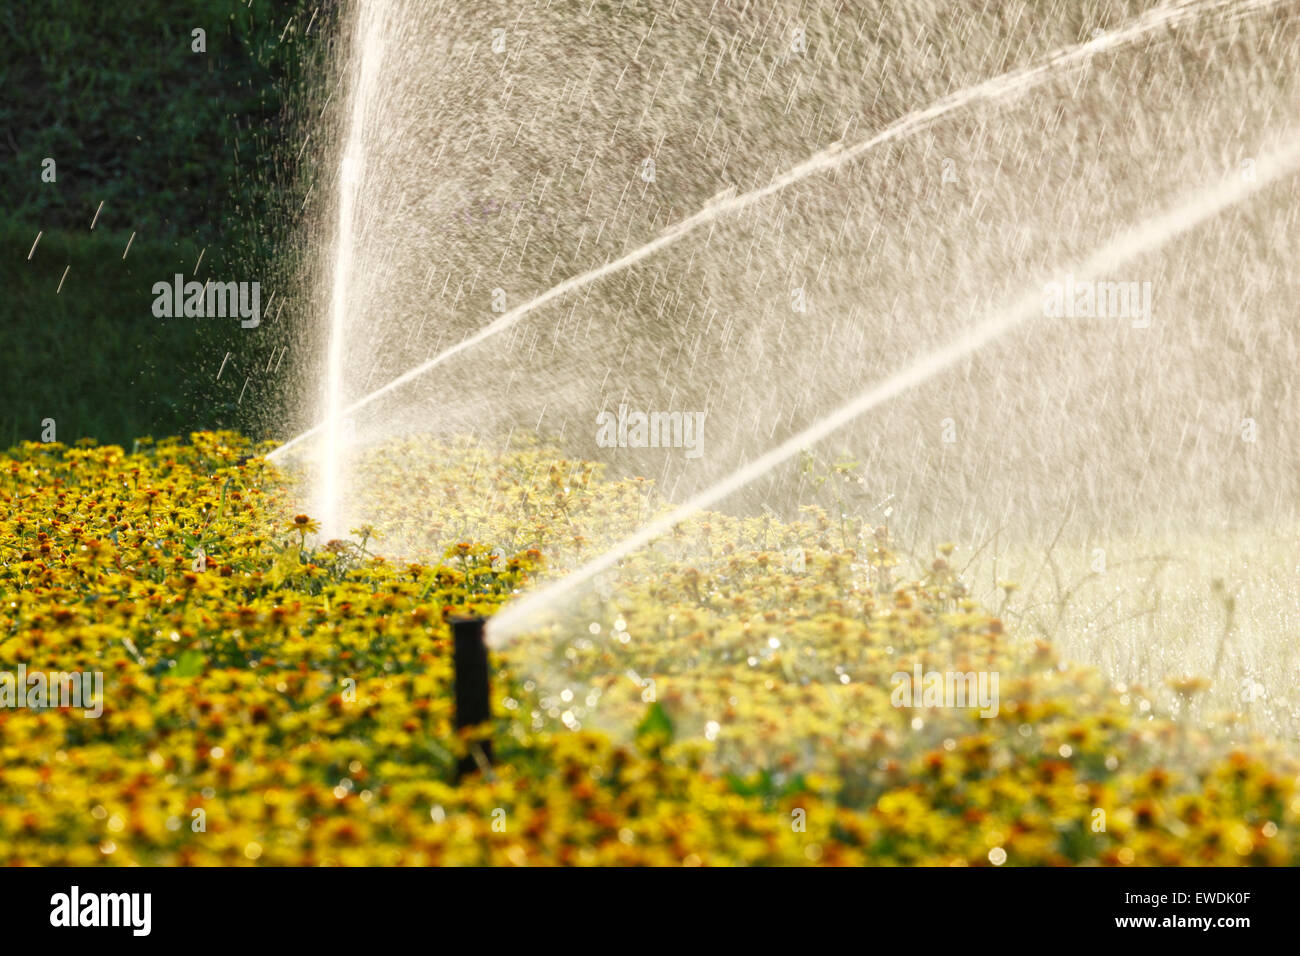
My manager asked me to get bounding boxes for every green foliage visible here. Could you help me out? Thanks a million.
[726,770,809,803]
[0,218,276,446]
[173,649,206,678]
[0,1,326,445]
[635,701,675,756]
[0,0,321,239]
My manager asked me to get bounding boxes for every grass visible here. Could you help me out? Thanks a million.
[0,0,320,241]
[0,218,274,447]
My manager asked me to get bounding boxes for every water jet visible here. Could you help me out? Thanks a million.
[270,0,1278,471]
[486,127,1300,647]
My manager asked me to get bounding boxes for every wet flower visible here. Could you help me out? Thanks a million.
[290,514,321,534]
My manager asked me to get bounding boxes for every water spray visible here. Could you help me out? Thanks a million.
[317,1,389,539]
[267,0,1276,468]
[486,127,1300,646]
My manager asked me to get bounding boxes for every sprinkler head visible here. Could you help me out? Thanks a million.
[449,615,492,778]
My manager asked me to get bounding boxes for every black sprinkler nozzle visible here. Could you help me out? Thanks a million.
[450,615,492,778]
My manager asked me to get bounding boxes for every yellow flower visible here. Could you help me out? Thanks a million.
[290,514,321,535]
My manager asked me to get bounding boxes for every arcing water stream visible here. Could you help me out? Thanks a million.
[272,0,1282,499]
[486,129,1300,645]
[317,2,390,537]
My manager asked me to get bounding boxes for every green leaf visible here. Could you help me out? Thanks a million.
[724,770,808,802]
[725,773,759,797]
[174,650,205,678]
[634,701,675,752]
